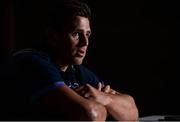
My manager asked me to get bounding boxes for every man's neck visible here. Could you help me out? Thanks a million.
[51,55,69,72]
[60,65,68,72]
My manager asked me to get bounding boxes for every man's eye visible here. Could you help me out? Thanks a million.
[72,32,79,39]
[86,33,91,38]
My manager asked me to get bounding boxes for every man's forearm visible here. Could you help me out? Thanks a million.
[105,94,139,121]
[75,84,138,120]
[38,85,107,121]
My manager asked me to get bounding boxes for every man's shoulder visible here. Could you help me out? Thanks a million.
[12,48,58,76]
[13,48,50,61]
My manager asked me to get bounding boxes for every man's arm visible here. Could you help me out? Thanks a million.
[77,83,139,121]
[100,83,139,120]
[104,93,139,120]
[36,85,107,121]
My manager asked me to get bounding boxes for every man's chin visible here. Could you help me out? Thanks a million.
[72,57,84,65]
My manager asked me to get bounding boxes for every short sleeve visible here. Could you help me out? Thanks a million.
[13,50,65,102]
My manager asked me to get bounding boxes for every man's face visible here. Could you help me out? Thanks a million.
[55,16,91,65]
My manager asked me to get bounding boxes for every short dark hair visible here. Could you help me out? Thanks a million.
[14,0,91,51]
[45,0,91,30]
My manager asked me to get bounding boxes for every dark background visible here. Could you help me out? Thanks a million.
[2,0,180,117]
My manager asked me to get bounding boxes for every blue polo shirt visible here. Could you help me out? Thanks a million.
[0,49,107,120]
[13,49,101,101]
[7,48,104,120]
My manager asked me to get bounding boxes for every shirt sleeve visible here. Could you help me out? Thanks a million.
[13,50,65,103]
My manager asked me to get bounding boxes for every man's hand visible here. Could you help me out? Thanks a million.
[75,84,112,106]
[97,82,120,95]
[75,83,139,121]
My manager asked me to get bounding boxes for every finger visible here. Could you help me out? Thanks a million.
[84,93,91,98]
[109,89,116,94]
[111,88,121,95]
[75,85,85,92]
[101,81,105,88]
[116,91,121,95]
[103,85,110,93]
[98,82,102,91]
[85,84,96,92]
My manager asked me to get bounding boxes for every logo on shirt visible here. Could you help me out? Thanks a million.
[67,82,80,89]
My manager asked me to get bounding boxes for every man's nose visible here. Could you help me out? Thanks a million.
[79,35,88,46]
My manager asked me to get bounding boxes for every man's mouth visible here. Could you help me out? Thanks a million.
[76,49,86,57]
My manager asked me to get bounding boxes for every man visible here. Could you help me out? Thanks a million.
[8,0,138,120]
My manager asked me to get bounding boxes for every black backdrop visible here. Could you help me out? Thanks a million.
[85,0,180,117]
[3,0,180,117]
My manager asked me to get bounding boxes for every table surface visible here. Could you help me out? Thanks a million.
[139,115,180,121]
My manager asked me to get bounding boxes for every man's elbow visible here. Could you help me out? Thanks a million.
[85,101,107,121]
[124,95,139,120]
